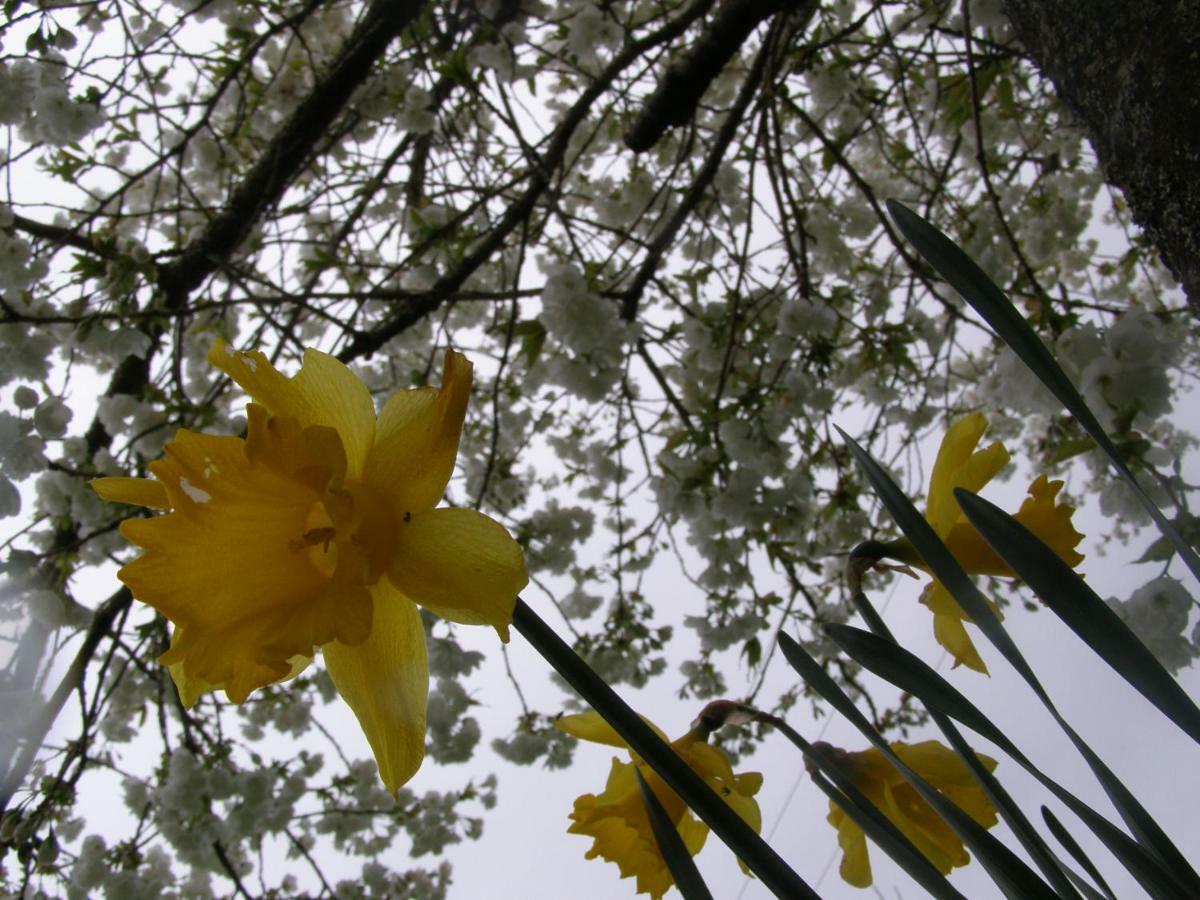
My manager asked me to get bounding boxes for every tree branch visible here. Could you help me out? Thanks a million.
[157,0,426,303]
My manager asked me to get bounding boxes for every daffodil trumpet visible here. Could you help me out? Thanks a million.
[92,340,528,793]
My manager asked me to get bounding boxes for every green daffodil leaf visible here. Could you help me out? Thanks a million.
[955,488,1200,746]
[886,198,1200,584]
[634,768,715,900]
[826,622,1192,900]
[777,631,1059,899]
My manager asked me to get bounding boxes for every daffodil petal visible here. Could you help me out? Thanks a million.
[168,653,215,708]
[324,584,427,795]
[91,476,170,509]
[556,710,633,748]
[721,779,763,832]
[686,743,762,875]
[567,732,759,898]
[677,814,709,856]
[387,507,527,640]
[894,743,999,828]
[681,738,734,779]
[827,741,999,888]
[941,520,1011,575]
[568,756,682,900]
[123,425,372,702]
[167,637,313,708]
[880,780,964,873]
[892,741,983,788]
[208,338,376,478]
[828,803,874,888]
[927,413,986,530]
[365,349,472,518]
[935,611,988,673]
[926,413,1010,536]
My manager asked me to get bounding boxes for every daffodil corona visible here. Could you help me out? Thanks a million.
[884,413,1085,672]
[557,710,763,899]
[819,740,999,888]
[92,341,528,793]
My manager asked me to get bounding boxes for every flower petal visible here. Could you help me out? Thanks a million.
[387,507,527,640]
[926,413,1009,536]
[168,646,312,707]
[556,710,633,748]
[892,741,987,788]
[829,741,999,888]
[677,814,709,856]
[896,742,1000,829]
[122,425,372,702]
[91,476,170,509]
[566,732,760,898]
[365,349,472,518]
[168,652,216,708]
[828,803,874,888]
[1013,475,1085,568]
[208,339,376,478]
[568,756,683,900]
[324,584,428,795]
[724,772,764,832]
[941,520,1012,576]
[921,582,989,674]
[880,780,967,873]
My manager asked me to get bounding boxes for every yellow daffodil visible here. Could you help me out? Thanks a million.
[92,340,527,793]
[556,710,763,899]
[819,739,999,888]
[885,412,1084,673]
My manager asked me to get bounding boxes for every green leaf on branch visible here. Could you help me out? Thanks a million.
[1135,535,1174,564]
[1050,436,1095,464]
[511,319,546,368]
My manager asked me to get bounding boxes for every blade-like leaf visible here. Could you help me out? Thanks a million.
[1042,807,1118,900]
[769,720,967,900]
[840,589,1081,897]
[512,599,818,899]
[825,623,1192,900]
[886,198,1200,583]
[955,488,1200,745]
[777,631,1059,900]
[836,426,1042,687]
[838,431,1200,896]
[635,769,714,900]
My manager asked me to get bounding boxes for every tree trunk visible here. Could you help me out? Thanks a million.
[1001,1,1200,316]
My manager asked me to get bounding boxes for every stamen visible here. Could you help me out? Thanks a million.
[289,527,336,554]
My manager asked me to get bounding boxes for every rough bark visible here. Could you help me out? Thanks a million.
[1001,1,1200,316]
